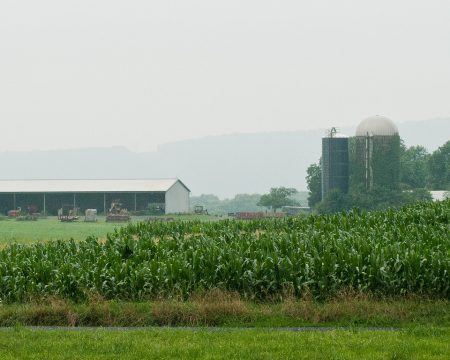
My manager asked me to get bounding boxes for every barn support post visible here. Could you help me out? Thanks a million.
[73,193,76,208]
[43,193,46,216]
[13,193,16,209]
[103,193,106,215]
[134,193,137,212]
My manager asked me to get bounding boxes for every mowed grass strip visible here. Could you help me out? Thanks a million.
[0,294,448,328]
[0,327,449,360]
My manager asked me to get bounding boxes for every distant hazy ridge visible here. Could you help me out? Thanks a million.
[1,118,448,198]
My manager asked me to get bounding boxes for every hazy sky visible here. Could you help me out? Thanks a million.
[1,0,449,152]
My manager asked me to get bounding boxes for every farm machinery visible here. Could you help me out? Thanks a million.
[8,208,22,218]
[106,200,130,222]
[233,212,285,220]
[194,205,208,215]
[58,205,79,222]
[8,205,39,221]
[84,209,97,222]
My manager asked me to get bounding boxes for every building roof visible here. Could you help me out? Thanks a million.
[430,191,449,202]
[0,179,190,193]
[355,115,399,137]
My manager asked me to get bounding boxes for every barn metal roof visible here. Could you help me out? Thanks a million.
[0,179,190,193]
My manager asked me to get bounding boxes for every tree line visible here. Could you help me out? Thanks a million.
[307,140,449,213]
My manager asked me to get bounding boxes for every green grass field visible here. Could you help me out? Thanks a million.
[0,326,448,359]
[0,214,218,245]
[0,217,123,244]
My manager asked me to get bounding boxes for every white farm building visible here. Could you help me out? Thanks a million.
[0,178,190,215]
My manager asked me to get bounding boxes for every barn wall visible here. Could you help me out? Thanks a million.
[165,182,190,214]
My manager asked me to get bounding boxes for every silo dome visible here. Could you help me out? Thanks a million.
[355,115,399,136]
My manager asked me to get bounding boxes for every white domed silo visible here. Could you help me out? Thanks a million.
[352,115,400,190]
[355,115,399,137]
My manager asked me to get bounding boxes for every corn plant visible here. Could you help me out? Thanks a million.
[0,200,448,302]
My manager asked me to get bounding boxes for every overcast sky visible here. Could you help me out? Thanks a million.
[1,0,449,152]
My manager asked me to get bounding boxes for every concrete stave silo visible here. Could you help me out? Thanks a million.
[351,115,400,190]
[321,128,349,200]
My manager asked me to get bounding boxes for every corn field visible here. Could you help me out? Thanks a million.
[0,200,448,302]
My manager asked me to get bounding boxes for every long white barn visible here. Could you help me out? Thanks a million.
[0,179,190,215]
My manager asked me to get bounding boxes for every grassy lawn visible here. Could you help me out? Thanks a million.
[0,326,448,359]
[0,214,219,245]
[0,217,123,244]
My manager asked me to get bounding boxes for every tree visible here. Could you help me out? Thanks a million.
[222,194,262,213]
[345,186,432,212]
[257,187,299,212]
[427,140,450,190]
[403,188,433,203]
[315,189,349,214]
[190,193,262,214]
[306,162,322,208]
[400,143,429,189]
